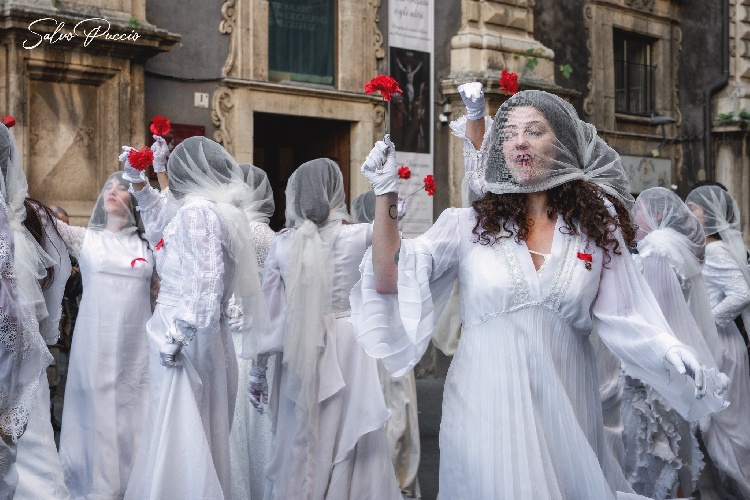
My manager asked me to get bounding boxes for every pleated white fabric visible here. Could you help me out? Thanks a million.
[351,208,726,500]
[701,241,750,499]
[57,226,152,500]
[259,222,400,500]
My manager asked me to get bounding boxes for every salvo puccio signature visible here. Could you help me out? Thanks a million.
[23,18,141,49]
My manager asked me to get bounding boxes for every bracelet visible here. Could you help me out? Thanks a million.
[389,204,398,220]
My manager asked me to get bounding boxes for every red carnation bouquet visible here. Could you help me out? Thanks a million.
[150,115,171,137]
[128,147,154,171]
[500,69,519,96]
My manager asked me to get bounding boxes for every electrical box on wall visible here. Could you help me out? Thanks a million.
[194,92,209,108]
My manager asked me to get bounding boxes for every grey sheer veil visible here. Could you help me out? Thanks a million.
[351,190,376,224]
[239,163,274,225]
[485,90,634,209]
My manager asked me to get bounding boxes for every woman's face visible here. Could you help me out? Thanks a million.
[501,106,558,185]
[687,202,706,227]
[102,178,132,215]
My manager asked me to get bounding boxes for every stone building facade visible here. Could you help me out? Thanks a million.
[0,0,177,225]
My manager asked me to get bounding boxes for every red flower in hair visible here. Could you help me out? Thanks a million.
[423,174,436,196]
[150,115,171,136]
[499,69,519,96]
[128,147,154,171]
[1,116,16,128]
[398,166,412,180]
[130,257,148,268]
[365,75,403,102]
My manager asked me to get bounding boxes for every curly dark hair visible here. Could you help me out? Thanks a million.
[471,180,636,265]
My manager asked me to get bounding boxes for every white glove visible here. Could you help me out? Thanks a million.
[664,346,706,399]
[151,135,169,174]
[247,366,269,414]
[458,82,486,121]
[397,196,407,222]
[361,135,398,195]
[119,146,147,184]
[159,341,183,368]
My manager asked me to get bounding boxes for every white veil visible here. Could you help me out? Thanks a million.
[238,163,275,225]
[350,189,376,223]
[485,90,634,209]
[633,187,722,365]
[281,158,349,431]
[88,171,141,235]
[686,185,750,330]
[166,137,271,349]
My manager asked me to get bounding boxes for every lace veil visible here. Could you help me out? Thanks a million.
[281,158,348,429]
[88,171,141,235]
[485,90,634,209]
[166,137,271,348]
[633,187,721,364]
[351,189,376,223]
[239,163,275,225]
[686,185,750,329]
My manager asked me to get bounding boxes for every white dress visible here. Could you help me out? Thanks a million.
[15,212,71,499]
[260,223,401,500]
[124,196,238,500]
[701,240,750,499]
[230,220,276,500]
[57,223,152,500]
[351,208,724,500]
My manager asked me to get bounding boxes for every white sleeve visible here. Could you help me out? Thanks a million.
[256,237,287,356]
[53,219,86,260]
[450,115,493,201]
[131,184,169,248]
[704,253,750,327]
[350,208,462,376]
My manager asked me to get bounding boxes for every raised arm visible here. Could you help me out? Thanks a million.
[53,218,86,259]
[457,82,487,150]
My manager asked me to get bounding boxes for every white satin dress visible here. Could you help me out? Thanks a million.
[351,208,725,500]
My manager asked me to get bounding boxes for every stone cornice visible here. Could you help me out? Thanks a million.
[0,5,180,60]
[221,77,386,105]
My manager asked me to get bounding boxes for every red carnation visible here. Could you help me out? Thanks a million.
[499,69,519,96]
[128,147,154,171]
[423,174,436,196]
[1,116,16,128]
[365,75,403,102]
[150,115,171,136]
[398,166,412,180]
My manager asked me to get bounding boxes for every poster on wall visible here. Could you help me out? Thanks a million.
[620,155,672,194]
[389,0,433,238]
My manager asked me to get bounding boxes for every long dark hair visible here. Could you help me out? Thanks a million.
[472,180,636,265]
[23,198,62,290]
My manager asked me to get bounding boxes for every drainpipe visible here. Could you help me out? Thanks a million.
[704,0,730,180]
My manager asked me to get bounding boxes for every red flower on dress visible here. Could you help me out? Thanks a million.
[499,69,519,96]
[398,166,412,180]
[128,147,154,171]
[1,116,16,128]
[365,75,403,102]
[423,174,436,196]
[130,257,148,268]
[155,238,164,251]
[150,115,171,136]
[577,251,593,270]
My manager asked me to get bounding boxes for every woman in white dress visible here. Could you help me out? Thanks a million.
[686,185,750,499]
[56,171,153,499]
[623,187,727,498]
[0,121,55,499]
[353,90,727,500]
[229,163,276,500]
[351,189,421,498]
[253,159,400,500]
[124,137,268,500]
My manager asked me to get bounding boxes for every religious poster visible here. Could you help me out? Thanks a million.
[389,0,434,238]
[621,155,672,194]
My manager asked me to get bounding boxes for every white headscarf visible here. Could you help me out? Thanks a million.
[634,187,722,364]
[485,90,634,209]
[350,189,375,224]
[281,158,348,431]
[239,163,275,225]
[686,185,750,329]
[166,137,271,347]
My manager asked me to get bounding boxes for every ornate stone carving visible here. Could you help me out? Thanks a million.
[624,0,655,12]
[582,4,595,118]
[211,87,235,155]
[371,0,385,60]
[219,0,238,78]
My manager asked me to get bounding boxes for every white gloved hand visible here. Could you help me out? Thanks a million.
[119,146,147,184]
[361,134,399,195]
[151,135,169,174]
[397,195,407,222]
[665,345,706,399]
[458,82,486,121]
[159,341,183,368]
[247,366,269,414]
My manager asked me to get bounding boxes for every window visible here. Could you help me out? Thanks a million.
[614,29,656,116]
[268,0,335,85]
